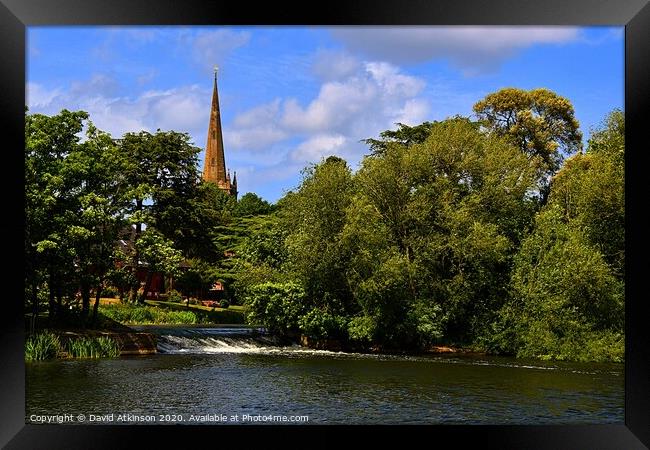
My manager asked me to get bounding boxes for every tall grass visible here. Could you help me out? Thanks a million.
[25,332,61,361]
[66,336,121,358]
[26,332,121,360]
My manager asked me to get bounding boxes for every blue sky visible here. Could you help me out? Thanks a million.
[27,26,623,203]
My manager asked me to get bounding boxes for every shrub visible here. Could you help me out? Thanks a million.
[167,289,183,303]
[347,315,377,344]
[25,332,62,361]
[298,308,347,339]
[244,282,306,334]
[102,286,120,298]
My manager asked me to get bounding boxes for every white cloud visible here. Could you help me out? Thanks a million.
[26,77,210,141]
[331,26,581,75]
[226,126,288,151]
[394,98,430,126]
[290,134,346,162]
[223,59,429,167]
[26,82,62,109]
[232,99,281,128]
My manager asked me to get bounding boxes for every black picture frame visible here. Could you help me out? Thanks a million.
[1,0,648,448]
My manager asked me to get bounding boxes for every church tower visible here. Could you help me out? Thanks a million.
[202,68,237,199]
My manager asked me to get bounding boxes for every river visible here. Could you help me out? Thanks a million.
[25,326,624,425]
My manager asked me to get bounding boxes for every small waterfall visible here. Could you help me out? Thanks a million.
[132,326,353,356]
[138,327,276,354]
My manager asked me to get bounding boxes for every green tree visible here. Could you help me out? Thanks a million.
[494,205,624,361]
[117,130,201,301]
[550,109,624,276]
[347,117,538,346]
[281,156,355,312]
[473,88,582,181]
[363,118,480,156]
[492,110,625,362]
[234,192,274,216]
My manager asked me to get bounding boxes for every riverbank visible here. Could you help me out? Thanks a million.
[26,300,248,359]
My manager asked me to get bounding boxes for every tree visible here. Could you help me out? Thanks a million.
[363,121,436,156]
[117,130,201,301]
[234,192,274,217]
[61,122,128,324]
[494,205,624,362]
[363,118,481,156]
[347,117,538,345]
[473,88,582,182]
[281,156,355,312]
[491,109,625,362]
[550,109,624,276]
[25,109,90,328]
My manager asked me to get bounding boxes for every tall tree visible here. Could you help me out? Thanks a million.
[473,88,582,188]
[347,117,538,345]
[281,156,354,312]
[25,109,89,328]
[117,130,201,302]
[492,109,625,362]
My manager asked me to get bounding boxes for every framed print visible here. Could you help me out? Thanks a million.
[1,0,648,448]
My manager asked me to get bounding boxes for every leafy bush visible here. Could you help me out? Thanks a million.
[298,308,347,339]
[25,332,62,361]
[244,282,306,334]
[102,286,120,298]
[167,289,183,303]
[405,300,446,347]
[347,316,377,344]
[490,205,625,362]
[66,336,121,358]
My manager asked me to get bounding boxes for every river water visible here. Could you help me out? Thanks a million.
[25,327,624,425]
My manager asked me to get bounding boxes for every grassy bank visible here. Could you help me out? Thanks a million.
[99,301,245,325]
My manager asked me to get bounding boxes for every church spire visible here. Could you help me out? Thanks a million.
[202,67,228,186]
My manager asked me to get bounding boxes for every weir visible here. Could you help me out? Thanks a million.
[129,326,277,354]
[129,325,358,356]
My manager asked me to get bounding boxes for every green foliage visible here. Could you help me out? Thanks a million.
[24,98,624,362]
[244,282,307,334]
[298,308,348,339]
[490,205,624,361]
[220,299,230,309]
[550,109,625,276]
[474,87,582,178]
[167,289,183,303]
[136,229,183,277]
[347,316,377,344]
[234,192,274,217]
[66,336,121,358]
[487,109,625,362]
[25,332,62,361]
[281,156,354,311]
[26,332,121,360]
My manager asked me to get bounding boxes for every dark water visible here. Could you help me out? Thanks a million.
[26,327,624,425]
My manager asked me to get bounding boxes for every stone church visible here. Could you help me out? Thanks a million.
[202,68,237,198]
